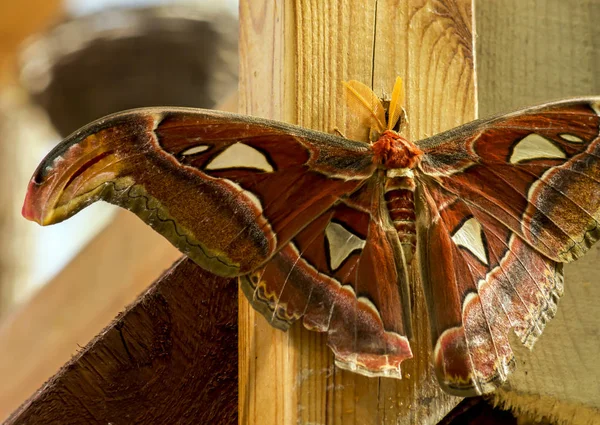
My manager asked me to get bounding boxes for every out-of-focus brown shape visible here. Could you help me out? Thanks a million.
[19,5,238,137]
[4,257,238,425]
[437,397,555,425]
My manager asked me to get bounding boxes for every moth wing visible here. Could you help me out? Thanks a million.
[416,183,563,395]
[417,98,600,263]
[415,98,600,395]
[241,174,413,377]
[24,108,376,277]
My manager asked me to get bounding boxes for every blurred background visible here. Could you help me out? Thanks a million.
[0,0,238,311]
[0,0,238,418]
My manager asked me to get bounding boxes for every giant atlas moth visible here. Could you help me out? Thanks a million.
[22,77,600,397]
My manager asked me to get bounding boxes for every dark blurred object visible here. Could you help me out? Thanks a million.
[438,396,555,425]
[19,5,238,137]
[438,397,518,425]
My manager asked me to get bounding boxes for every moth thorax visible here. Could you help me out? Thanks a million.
[372,130,423,170]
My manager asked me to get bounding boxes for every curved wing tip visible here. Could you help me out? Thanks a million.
[22,179,44,224]
[436,363,513,397]
[332,340,413,380]
[334,358,404,379]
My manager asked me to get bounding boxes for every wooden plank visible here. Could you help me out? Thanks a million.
[238,2,314,421]
[0,210,181,421]
[476,1,600,423]
[238,3,295,424]
[3,258,238,425]
[238,1,475,423]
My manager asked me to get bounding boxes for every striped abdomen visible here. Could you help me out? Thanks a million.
[385,176,417,260]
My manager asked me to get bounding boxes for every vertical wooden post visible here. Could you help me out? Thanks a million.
[239,0,476,423]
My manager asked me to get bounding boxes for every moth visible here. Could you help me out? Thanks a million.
[22,77,600,396]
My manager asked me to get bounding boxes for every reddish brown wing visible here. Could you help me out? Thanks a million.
[418,99,600,263]
[415,98,600,395]
[23,107,413,378]
[416,185,563,395]
[241,173,413,377]
[23,108,376,277]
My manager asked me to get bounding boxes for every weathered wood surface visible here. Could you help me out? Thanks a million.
[239,0,475,424]
[0,211,181,421]
[3,258,238,425]
[476,1,600,424]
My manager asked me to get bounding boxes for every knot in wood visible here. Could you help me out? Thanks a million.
[372,130,423,169]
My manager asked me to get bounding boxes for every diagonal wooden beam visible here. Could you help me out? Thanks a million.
[0,210,181,420]
[4,258,238,425]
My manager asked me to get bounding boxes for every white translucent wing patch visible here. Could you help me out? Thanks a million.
[358,296,383,321]
[451,217,488,265]
[206,142,274,172]
[325,221,366,270]
[559,133,584,143]
[509,133,566,164]
[181,145,210,155]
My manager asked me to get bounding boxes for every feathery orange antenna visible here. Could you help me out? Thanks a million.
[387,77,405,131]
[342,80,386,135]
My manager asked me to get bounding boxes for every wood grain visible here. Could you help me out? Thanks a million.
[239,1,475,423]
[476,1,600,423]
[0,210,181,421]
[238,4,295,425]
[3,258,238,425]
